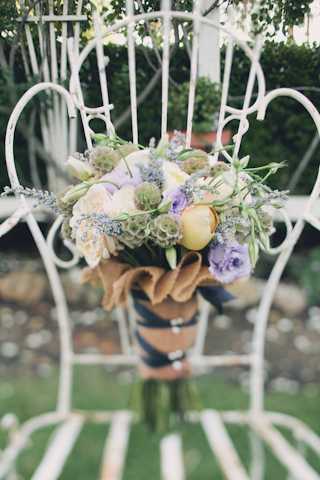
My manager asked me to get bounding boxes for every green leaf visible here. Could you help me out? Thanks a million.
[157,200,172,214]
[165,246,177,270]
[91,133,108,145]
[249,238,259,268]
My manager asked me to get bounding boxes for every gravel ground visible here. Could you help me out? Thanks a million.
[1,253,320,395]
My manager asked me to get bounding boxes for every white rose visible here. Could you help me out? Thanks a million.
[108,185,136,218]
[70,184,119,267]
[162,160,190,191]
[73,223,118,268]
[120,149,151,169]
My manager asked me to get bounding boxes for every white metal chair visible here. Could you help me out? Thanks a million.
[1,2,320,479]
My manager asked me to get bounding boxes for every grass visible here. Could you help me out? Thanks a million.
[0,367,319,479]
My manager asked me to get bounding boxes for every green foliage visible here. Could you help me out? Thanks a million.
[247,0,313,37]
[168,77,221,133]
[0,1,19,37]
[290,247,320,305]
[104,0,311,39]
[105,0,194,22]
[1,35,320,197]
[228,41,320,194]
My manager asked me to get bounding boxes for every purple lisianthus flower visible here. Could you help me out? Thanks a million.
[208,241,251,284]
[101,164,142,194]
[163,187,188,215]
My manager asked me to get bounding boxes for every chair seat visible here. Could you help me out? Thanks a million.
[1,409,319,480]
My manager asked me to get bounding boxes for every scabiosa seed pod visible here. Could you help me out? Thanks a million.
[119,214,151,249]
[89,146,121,174]
[149,213,182,248]
[180,155,209,174]
[209,161,230,178]
[134,182,162,211]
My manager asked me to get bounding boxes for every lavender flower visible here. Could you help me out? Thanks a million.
[1,186,59,213]
[163,187,188,215]
[208,241,251,284]
[139,157,164,188]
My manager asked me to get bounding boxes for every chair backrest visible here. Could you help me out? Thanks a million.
[17,0,88,189]
[3,0,320,418]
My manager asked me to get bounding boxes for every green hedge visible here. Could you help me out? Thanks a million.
[1,41,320,194]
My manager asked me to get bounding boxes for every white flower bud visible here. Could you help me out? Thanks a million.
[66,155,94,181]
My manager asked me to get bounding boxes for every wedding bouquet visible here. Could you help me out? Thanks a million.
[3,131,287,430]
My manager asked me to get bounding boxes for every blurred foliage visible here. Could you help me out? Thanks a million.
[230,41,320,195]
[1,41,320,195]
[167,77,221,133]
[290,247,320,305]
[233,0,312,37]
[105,0,312,39]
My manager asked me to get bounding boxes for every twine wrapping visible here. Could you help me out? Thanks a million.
[82,251,218,311]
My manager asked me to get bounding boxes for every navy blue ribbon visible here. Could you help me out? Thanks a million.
[136,330,186,368]
[134,298,198,329]
[199,286,235,314]
[133,286,234,369]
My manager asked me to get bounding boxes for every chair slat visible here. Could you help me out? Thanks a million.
[186,0,202,148]
[251,417,320,480]
[93,12,113,135]
[126,0,139,144]
[31,416,83,480]
[201,410,250,480]
[60,0,69,81]
[212,39,234,161]
[100,411,132,480]
[161,0,171,137]
[161,434,185,480]
[232,37,263,162]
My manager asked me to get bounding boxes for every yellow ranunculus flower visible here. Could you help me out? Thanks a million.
[180,205,219,250]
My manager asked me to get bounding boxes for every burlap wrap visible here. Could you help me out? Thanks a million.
[82,252,218,380]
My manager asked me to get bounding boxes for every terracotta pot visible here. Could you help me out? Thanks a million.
[168,129,232,150]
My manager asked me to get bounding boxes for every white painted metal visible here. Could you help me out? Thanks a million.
[198,1,220,84]
[201,410,249,480]
[99,412,132,480]
[193,296,211,354]
[31,416,83,480]
[186,0,202,147]
[16,1,88,190]
[4,82,76,416]
[46,215,80,269]
[1,2,320,478]
[126,0,139,145]
[161,0,171,138]
[161,434,185,480]
[250,417,320,480]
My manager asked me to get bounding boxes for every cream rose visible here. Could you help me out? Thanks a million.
[163,160,190,191]
[119,149,151,169]
[108,185,136,218]
[70,184,119,267]
[180,205,219,250]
